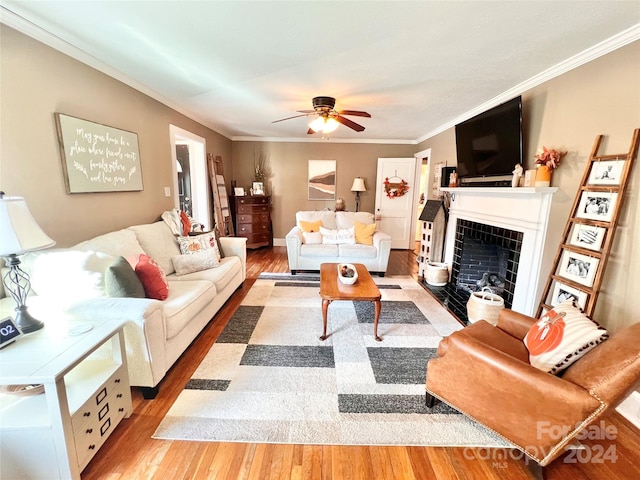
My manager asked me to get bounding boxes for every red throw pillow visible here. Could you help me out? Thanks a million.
[134,254,169,300]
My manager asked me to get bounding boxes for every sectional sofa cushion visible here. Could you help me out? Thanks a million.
[129,222,181,275]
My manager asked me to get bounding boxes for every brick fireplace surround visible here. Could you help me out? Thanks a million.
[427,187,557,323]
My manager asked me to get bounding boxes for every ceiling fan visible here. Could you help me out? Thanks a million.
[272,96,371,134]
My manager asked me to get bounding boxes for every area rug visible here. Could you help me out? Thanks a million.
[153,274,509,447]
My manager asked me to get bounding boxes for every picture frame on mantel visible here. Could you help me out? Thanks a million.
[55,113,143,194]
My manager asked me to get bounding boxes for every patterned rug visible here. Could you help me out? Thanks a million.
[153,274,509,447]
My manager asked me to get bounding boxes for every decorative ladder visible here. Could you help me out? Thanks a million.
[207,154,234,236]
[536,129,639,318]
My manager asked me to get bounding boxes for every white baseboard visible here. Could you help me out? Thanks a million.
[273,238,286,247]
[616,390,640,429]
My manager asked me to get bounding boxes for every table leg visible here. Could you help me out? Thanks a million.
[373,299,382,341]
[320,299,331,340]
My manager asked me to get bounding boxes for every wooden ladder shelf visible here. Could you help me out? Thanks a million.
[536,129,639,318]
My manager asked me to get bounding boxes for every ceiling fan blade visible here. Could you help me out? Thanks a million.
[272,113,312,124]
[335,115,365,132]
[307,128,316,135]
[337,110,371,118]
[296,110,316,114]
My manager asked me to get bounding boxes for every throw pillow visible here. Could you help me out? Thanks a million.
[354,221,376,245]
[523,300,609,374]
[172,249,220,276]
[177,232,221,258]
[299,219,322,233]
[135,254,169,300]
[320,226,356,245]
[302,231,323,245]
[105,256,146,298]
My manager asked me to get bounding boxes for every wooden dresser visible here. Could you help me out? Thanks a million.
[230,195,272,248]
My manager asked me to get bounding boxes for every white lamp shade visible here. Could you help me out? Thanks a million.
[322,117,339,133]
[351,177,366,192]
[308,116,326,132]
[0,196,56,256]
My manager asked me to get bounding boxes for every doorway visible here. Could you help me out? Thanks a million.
[169,125,211,231]
[414,148,432,253]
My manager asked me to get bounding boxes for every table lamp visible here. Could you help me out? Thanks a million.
[0,193,55,333]
[350,177,366,212]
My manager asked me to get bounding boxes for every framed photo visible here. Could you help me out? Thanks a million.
[252,182,265,195]
[551,281,588,310]
[576,191,617,222]
[569,224,606,251]
[308,160,336,200]
[588,160,624,185]
[234,187,245,196]
[559,250,599,287]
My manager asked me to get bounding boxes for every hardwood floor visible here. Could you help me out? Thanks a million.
[82,247,640,480]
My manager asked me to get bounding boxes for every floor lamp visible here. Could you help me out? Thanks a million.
[351,177,366,212]
[0,193,56,333]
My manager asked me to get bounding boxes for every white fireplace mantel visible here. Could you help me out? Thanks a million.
[441,187,558,315]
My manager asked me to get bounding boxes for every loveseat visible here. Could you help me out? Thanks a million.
[0,219,246,398]
[285,211,392,276]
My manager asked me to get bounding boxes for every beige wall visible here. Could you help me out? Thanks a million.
[231,142,415,238]
[416,41,640,331]
[0,26,232,246]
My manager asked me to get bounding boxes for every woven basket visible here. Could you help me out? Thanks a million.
[425,262,449,286]
[466,287,505,325]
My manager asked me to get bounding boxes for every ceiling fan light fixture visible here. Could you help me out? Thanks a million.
[308,116,326,132]
[322,117,339,133]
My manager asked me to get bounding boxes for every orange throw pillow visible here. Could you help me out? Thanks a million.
[354,222,376,245]
[298,220,322,233]
[135,254,169,300]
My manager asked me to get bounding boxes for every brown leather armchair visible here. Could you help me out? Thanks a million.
[425,308,640,476]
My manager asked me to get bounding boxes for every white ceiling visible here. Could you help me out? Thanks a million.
[2,1,639,143]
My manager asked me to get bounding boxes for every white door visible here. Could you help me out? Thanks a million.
[375,157,418,249]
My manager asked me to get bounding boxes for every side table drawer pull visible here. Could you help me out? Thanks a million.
[100,418,112,437]
[86,428,93,434]
[88,445,96,451]
[83,411,91,417]
[98,403,110,421]
[95,387,107,405]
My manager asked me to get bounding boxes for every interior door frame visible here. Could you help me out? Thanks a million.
[169,125,211,230]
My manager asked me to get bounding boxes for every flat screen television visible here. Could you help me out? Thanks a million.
[454,96,523,186]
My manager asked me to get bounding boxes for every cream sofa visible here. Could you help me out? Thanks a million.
[285,211,392,276]
[0,221,246,399]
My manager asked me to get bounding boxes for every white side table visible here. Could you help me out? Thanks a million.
[0,316,132,479]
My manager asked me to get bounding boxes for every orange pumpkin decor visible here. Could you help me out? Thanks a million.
[527,310,567,356]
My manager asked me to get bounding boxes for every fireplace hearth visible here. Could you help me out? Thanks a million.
[421,186,557,323]
[424,219,523,323]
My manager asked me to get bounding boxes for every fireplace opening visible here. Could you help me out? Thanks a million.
[423,219,523,323]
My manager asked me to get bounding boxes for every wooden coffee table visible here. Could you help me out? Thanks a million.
[319,263,382,341]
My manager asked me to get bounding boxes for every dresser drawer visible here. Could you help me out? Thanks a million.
[237,204,270,215]
[237,213,270,224]
[237,223,270,235]
[245,233,270,245]
[236,196,269,206]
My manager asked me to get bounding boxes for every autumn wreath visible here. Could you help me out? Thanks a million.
[383,177,409,198]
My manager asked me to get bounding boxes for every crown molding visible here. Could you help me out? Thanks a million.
[416,23,640,145]
[3,7,637,148]
[0,7,234,140]
[231,136,416,144]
